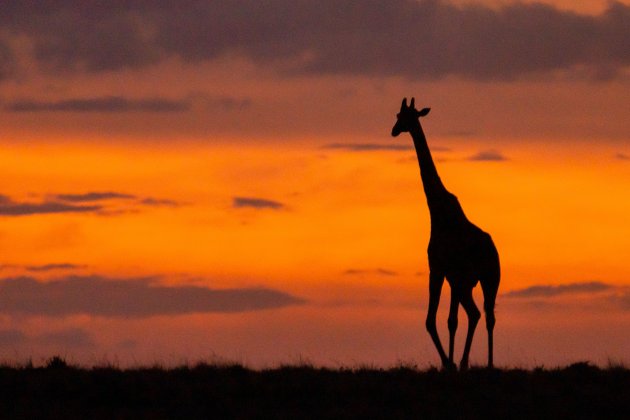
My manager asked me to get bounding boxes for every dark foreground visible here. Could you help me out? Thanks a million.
[0,360,628,419]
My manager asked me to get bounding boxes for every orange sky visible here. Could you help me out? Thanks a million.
[0,0,629,367]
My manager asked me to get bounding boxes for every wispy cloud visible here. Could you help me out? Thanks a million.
[6,96,190,113]
[54,191,181,208]
[607,291,630,310]
[140,197,180,207]
[0,328,94,348]
[343,268,398,276]
[233,197,285,210]
[468,150,508,162]
[0,276,305,317]
[323,143,414,152]
[0,194,100,216]
[504,281,613,298]
[615,153,629,160]
[54,192,135,202]
[205,95,253,111]
[0,263,86,273]
[25,263,87,272]
[0,192,181,217]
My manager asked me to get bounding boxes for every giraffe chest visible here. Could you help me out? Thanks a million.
[427,224,492,277]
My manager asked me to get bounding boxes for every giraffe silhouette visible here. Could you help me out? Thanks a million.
[391,98,500,370]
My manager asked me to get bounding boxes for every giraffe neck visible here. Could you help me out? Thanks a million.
[410,125,448,201]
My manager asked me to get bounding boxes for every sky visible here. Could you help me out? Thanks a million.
[0,0,629,368]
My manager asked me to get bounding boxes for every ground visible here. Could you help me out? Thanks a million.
[0,359,628,419]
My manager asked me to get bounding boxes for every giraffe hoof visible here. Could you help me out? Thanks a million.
[442,361,457,371]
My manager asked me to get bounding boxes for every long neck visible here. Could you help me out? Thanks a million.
[409,125,448,200]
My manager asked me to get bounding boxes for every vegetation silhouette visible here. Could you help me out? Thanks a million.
[0,359,627,418]
[392,98,500,370]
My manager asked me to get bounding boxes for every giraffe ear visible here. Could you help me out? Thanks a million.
[418,108,431,117]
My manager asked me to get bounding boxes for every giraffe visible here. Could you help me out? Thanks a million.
[391,98,500,370]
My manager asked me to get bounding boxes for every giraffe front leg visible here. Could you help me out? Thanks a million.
[425,272,451,369]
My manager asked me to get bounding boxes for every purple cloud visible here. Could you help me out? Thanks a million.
[468,150,508,162]
[7,97,189,112]
[0,275,305,317]
[504,281,613,298]
[0,1,628,81]
[233,197,285,210]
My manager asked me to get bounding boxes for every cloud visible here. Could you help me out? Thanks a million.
[233,197,285,210]
[324,143,414,152]
[0,192,181,217]
[0,328,94,348]
[0,275,304,318]
[25,263,87,272]
[0,39,16,81]
[6,96,190,112]
[607,291,630,310]
[55,191,181,207]
[1,1,628,81]
[0,263,86,273]
[0,329,26,346]
[615,153,630,160]
[54,191,136,202]
[39,328,95,347]
[0,194,101,216]
[139,197,180,207]
[205,96,253,111]
[468,150,508,162]
[504,281,613,298]
[343,268,398,276]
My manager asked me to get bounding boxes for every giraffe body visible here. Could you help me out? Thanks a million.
[392,98,500,370]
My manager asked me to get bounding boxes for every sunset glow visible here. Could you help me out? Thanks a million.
[0,0,628,368]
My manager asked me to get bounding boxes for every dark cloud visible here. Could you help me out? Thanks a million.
[324,143,414,152]
[6,97,190,112]
[343,268,398,276]
[139,197,180,207]
[0,329,26,346]
[0,39,16,81]
[1,1,628,81]
[25,263,87,272]
[0,275,304,318]
[56,191,181,207]
[607,291,630,310]
[233,197,285,210]
[0,263,86,272]
[1,2,161,73]
[0,328,94,348]
[468,150,508,162]
[55,191,136,202]
[38,328,95,347]
[504,281,613,298]
[0,192,180,216]
[206,96,253,111]
[0,194,101,216]
[615,153,630,160]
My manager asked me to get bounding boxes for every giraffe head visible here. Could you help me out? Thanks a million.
[391,97,430,137]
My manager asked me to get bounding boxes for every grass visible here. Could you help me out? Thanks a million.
[0,358,627,419]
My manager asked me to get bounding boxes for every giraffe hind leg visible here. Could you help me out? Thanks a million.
[481,272,499,368]
[459,286,480,371]
[447,287,459,366]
